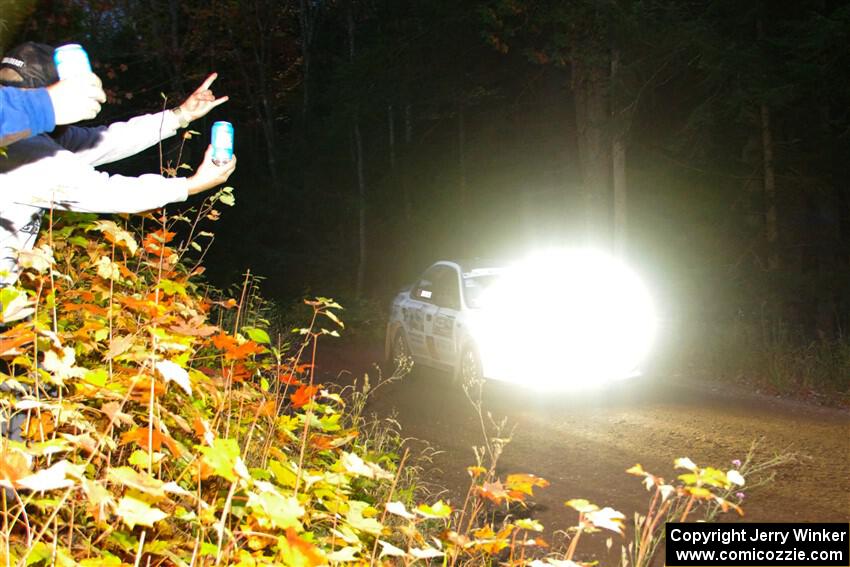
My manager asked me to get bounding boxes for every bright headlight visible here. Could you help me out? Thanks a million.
[475,249,656,389]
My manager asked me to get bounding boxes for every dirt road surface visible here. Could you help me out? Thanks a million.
[317,340,850,562]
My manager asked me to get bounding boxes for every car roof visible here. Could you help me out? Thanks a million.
[434,258,506,274]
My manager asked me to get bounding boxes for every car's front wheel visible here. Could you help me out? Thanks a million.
[457,345,483,386]
[388,329,410,367]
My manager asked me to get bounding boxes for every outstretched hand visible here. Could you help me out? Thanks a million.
[187,145,237,196]
[47,73,107,125]
[178,73,229,123]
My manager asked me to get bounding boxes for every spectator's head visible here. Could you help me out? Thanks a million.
[0,42,58,88]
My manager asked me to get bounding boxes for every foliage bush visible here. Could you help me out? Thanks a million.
[678,317,850,404]
[0,200,762,566]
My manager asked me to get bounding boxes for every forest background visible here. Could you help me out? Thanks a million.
[2,0,849,396]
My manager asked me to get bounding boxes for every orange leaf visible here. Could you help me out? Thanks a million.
[116,295,160,317]
[0,325,35,357]
[225,340,264,361]
[222,363,251,383]
[0,451,32,487]
[285,527,324,566]
[169,317,218,337]
[127,378,166,404]
[257,400,277,418]
[211,333,237,351]
[278,373,302,386]
[24,412,55,439]
[505,473,550,496]
[291,385,319,409]
[120,427,181,456]
[477,480,510,504]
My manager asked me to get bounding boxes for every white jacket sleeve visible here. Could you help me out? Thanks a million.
[3,147,189,214]
[54,110,182,166]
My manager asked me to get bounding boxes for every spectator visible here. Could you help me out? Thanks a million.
[0,42,236,286]
[1,43,106,145]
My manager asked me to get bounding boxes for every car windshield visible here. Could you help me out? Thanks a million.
[462,269,503,308]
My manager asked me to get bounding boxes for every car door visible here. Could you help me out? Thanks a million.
[429,266,461,366]
[402,266,440,361]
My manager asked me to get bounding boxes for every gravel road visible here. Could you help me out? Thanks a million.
[317,340,850,563]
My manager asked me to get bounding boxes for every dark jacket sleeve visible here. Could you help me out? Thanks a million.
[0,87,56,146]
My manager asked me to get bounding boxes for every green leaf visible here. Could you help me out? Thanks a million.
[415,500,452,519]
[243,327,271,344]
[199,438,240,481]
[83,368,107,387]
[345,500,383,535]
[25,542,51,566]
[116,496,168,529]
[324,310,345,328]
[248,489,305,530]
[218,187,236,206]
[157,279,188,297]
[107,467,165,497]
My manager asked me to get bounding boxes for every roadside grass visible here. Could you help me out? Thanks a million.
[680,319,850,405]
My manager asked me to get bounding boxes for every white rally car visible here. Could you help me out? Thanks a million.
[385,252,656,389]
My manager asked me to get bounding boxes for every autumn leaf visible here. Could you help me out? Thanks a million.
[0,323,35,356]
[155,360,192,396]
[291,384,319,409]
[91,220,138,256]
[120,427,182,456]
[0,288,36,323]
[107,466,165,498]
[169,316,218,337]
[585,507,626,535]
[506,473,550,496]
[415,500,452,519]
[224,340,264,361]
[211,332,237,350]
[565,499,600,513]
[199,438,242,482]
[477,480,510,504]
[95,255,121,281]
[116,295,159,317]
[16,460,83,491]
[115,495,168,529]
[385,501,416,520]
[279,527,325,567]
[0,450,32,488]
[247,488,305,530]
[278,373,302,386]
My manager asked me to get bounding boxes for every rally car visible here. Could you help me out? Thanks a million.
[385,251,656,389]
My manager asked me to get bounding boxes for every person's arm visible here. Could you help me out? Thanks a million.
[55,72,228,167]
[0,76,106,146]
[0,87,55,146]
[5,147,189,213]
[54,109,183,166]
[6,144,234,213]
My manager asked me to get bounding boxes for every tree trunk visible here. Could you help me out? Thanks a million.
[401,103,413,223]
[760,103,778,269]
[457,102,468,251]
[298,0,318,135]
[388,104,396,170]
[572,56,612,248]
[348,1,367,297]
[611,47,627,256]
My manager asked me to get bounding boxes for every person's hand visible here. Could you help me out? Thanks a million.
[186,145,236,196]
[46,73,107,125]
[177,73,229,123]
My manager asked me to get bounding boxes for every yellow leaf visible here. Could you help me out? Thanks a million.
[116,496,168,529]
